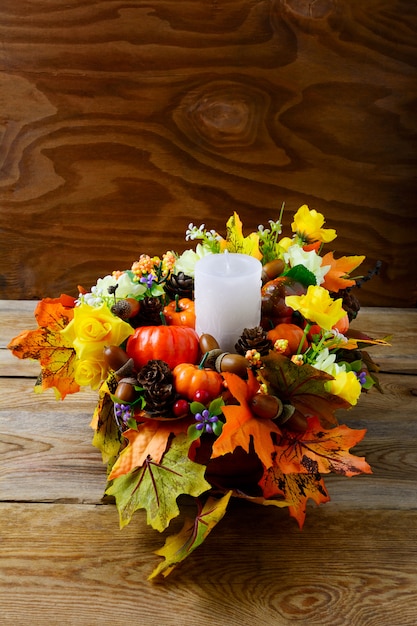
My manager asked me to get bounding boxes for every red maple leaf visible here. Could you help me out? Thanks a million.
[8,295,79,399]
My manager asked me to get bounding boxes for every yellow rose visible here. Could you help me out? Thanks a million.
[61,303,134,360]
[292,205,336,244]
[74,358,106,389]
[325,370,361,406]
[285,285,345,331]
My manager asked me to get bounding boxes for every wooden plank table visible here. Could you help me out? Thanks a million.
[1,302,416,625]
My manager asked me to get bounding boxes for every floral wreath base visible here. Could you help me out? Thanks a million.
[9,205,389,579]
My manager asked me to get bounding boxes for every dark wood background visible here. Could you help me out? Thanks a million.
[0,0,416,306]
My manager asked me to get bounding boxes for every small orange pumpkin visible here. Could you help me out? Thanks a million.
[173,362,223,402]
[267,323,307,356]
[163,296,196,328]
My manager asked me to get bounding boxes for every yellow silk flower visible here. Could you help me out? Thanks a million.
[61,303,134,361]
[292,205,337,244]
[326,370,362,406]
[285,284,345,331]
[74,358,108,390]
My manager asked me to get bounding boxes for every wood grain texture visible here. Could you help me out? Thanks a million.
[1,303,417,624]
[0,1,416,306]
[1,503,417,626]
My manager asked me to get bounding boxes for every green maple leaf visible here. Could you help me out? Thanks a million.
[105,433,211,532]
[149,491,232,580]
[261,351,350,426]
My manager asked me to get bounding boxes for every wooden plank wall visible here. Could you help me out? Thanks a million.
[0,1,416,306]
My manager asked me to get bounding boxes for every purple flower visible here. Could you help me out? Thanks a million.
[195,409,219,434]
[356,371,367,386]
[140,274,156,289]
[114,403,132,424]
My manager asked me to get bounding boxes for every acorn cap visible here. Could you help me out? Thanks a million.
[204,348,223,369]
[114,358,135,380]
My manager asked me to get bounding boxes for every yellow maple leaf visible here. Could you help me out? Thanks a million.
[149,491,233,580]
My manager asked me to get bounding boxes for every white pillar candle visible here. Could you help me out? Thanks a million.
[194,252,262,353]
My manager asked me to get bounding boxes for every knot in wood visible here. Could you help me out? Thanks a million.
[182,83,262,148]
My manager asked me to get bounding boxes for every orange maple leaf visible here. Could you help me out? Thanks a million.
[321,252,365,293]
[273,415,372,477]
[8,296,79,399]
[211,370,281,469]
[260,463,330,528]
[108,418,191,480]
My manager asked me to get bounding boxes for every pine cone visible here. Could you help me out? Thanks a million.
[164,271,194,300]
[143,382,176,418]
[137,360,172,387]
[235,326,273,356]
[136,296,163,326]
[138,360,176,418]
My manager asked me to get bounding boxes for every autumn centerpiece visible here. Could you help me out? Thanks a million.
[9,205,387,579]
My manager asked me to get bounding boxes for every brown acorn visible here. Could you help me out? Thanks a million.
[249,394,283,420]
[103,345,130,371]
[114,377,138,403]
[261,259,285,284]
[199,333,220,354]
[111,297,141,320]
[284,413,308,432]
[215,352,249,378]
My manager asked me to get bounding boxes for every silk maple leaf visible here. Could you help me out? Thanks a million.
[321,251,365,292]
[90,378,121,467]
[261,463,330,528]
[259,415,371,527]
[7,295,79,399]
[211,370,281,469]
[108,417,191,481]
[273,415,371,477]
[261,351,350,427]
[149,491,233,580]
[106,433,211,531]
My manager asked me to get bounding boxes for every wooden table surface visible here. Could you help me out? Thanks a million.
[1,301,416,625]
